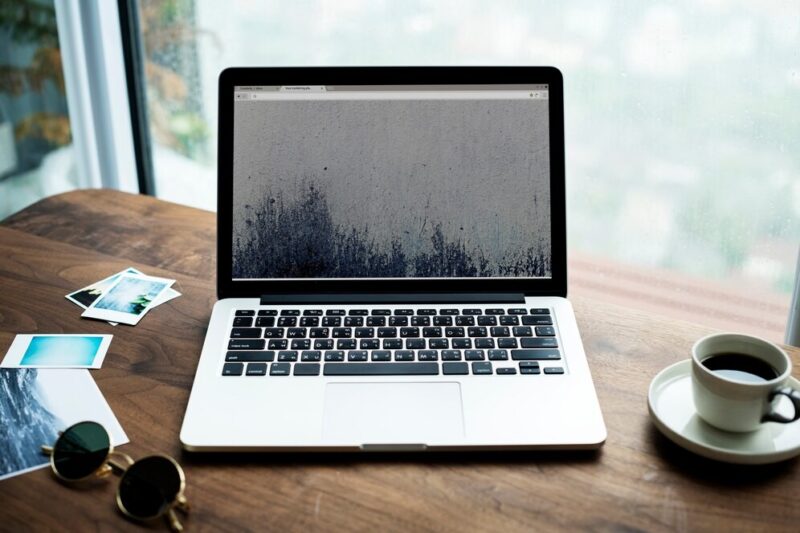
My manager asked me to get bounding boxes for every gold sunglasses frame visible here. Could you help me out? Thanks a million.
[41,421,190,532]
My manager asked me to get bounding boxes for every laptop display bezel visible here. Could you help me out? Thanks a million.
[217,67,567,299]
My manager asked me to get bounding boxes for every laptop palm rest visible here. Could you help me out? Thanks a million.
[322,382,465,445]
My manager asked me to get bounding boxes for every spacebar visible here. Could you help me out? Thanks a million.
[323,363,439,375]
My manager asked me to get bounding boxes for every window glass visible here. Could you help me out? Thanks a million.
[0,0,83,219]
[139,0,799,341]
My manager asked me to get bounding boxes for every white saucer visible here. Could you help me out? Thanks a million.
[648,359,800,464]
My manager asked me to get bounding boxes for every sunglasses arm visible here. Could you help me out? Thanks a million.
[41,445,53,456]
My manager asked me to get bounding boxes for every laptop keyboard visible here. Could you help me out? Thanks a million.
[222,307,565,377]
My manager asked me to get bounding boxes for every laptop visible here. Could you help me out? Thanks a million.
[180,67,606,451]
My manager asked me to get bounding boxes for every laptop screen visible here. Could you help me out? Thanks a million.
[231,84,551,280]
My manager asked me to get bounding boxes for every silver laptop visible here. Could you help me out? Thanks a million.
[180,67,606,451]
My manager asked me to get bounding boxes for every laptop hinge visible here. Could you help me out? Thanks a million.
[259,293,526,305]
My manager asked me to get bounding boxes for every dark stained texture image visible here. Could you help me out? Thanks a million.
[232,97,551,278]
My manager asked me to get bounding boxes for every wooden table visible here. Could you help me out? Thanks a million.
[1,189,798,532]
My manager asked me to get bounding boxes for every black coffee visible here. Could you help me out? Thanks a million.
[701,353,779,383]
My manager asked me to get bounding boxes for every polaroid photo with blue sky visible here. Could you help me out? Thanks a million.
[1,334,112,369]
[81,273,175,326]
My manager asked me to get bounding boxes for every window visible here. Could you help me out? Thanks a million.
[136,0,799,341]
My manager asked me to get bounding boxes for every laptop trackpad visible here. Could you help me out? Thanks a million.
[322,382,465,444]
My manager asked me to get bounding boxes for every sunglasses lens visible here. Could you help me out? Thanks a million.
[118,456,182,520]
[52,421,110,480]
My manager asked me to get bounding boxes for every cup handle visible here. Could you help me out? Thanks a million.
[762,387,800,424]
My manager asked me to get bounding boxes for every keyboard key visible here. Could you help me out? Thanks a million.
[348,309,368,316]
[535,327,556,337]
[389,316,408,326]
[278,317,297,327]
[337,339,357,350]
[418,350,439,361]
[268,339,288,350]
[301,351,321,362]
[511,349,561,361]
[278,351,298,362]
[475,338,495,349]
[367,316,386,326]
[406,338,425,349]
[429,338,448,349]
[294,363,321,376]
[497,367,517,375]
[256,317,275,327]
[344,317,364,327]
[522,315,553,326]
[500,316,519,326]
[468,327,488,337]
[491,326,510,337]
[445,327,464,337]
[520,338,558,349]
[485,308,505,315]
[377,327,397,338]
[348,350,368,361]
[326,309,346,316]
[226,351,275,362]
[417,309,436,315]
[287,328,307,338]
[383,338,402,349]
[290,339,311,350]
[513,326,533,337]
[323,363,439,376]
[411,316,430,326]
[228,339,265,350]
[497,338,517,349]
[488,349,509,361]
[332,327,352,338]
[462,308,482,315]
[472,362,493,375]
[440,309,459,315]
[233,316,253,327]
[400,327,420,338]
[520,361,540,374]
[530,308,550,315]
[452,338,472,349]
[477,316,497,326]
[322,317,341,327]
[300,317,319,327]
[258,309,278,316]
[456,316,475,326]
[309,328,329,338]
[235,310,255,316]
[433,316,453,326]
[371,309,391,316]
[263,328,285,339]
[222,362,244,375]
[371,350,391,361]
[395,350,415,361]
[324,351,345,362]
[246,363,267,376]
[230,328,261,338]
[423,327,442,338]
[270,363,291,376]
[544,367,565,375]
[280,309,300,316]
[442,362,468,375]
[465,350,485,361]
[394,309,414,315]
[359,339,379,349]
[508,308,528,315]
[303,309,323,316]
[442,350,462,361]
[355,327,374,338]
[314,339,334,350]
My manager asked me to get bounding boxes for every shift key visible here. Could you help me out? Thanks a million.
[510,349,561,360]
[228,339,265,350]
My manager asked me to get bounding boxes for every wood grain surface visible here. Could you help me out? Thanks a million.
[1,189,798,532]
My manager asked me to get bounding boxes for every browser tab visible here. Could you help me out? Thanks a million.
[278,85,327,92]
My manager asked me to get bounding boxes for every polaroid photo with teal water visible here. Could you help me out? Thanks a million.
[1,334,112,369]
[81,273,175,325]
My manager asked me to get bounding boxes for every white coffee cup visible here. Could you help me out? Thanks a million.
[691,333,800,432]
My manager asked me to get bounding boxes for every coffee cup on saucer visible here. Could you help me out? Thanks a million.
[691,333,800,433]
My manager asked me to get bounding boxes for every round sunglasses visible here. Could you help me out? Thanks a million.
[41,421,189,531]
